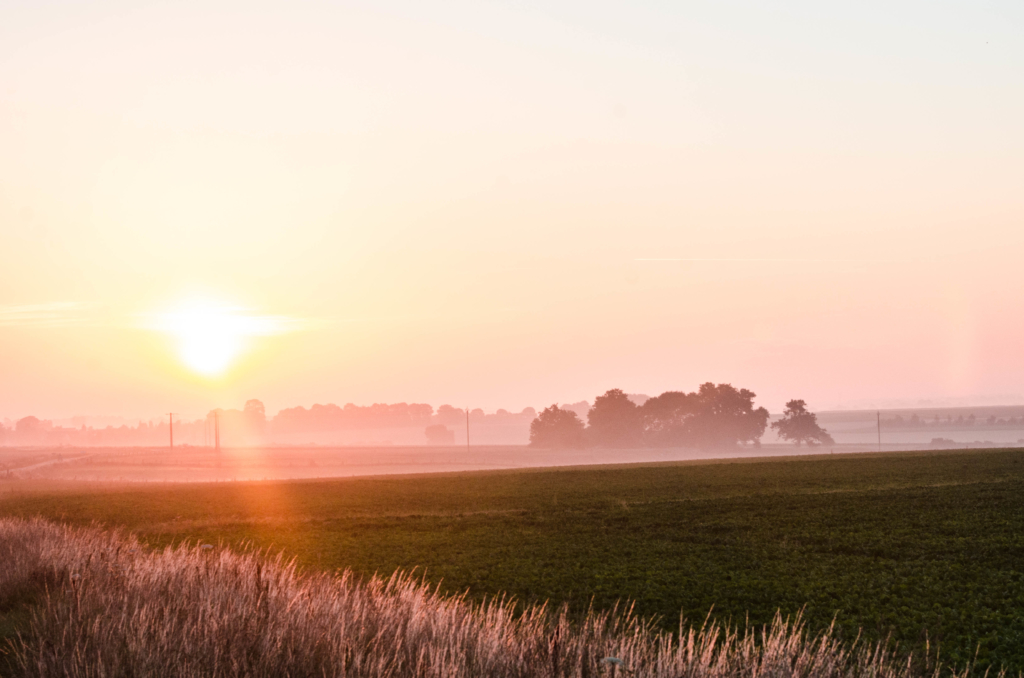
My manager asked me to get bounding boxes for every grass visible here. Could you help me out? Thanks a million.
[0,517,982,677]
[1,448,1023,672]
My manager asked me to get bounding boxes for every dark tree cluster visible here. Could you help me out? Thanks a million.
[531,383,778,449]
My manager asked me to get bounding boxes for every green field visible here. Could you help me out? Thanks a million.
[2,448,1023,672]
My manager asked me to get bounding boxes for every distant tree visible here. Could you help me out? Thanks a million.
[586,389,642,447]
[15,416,42,434]
[559,401,592,421]
[424,424,455,445]
[243,399,267,437]
[530,405,585,448]
[771,400,834,446]
[668,383,769,448]
[436,405,465,425]
[639,391,695,447]
[14,415,48,445]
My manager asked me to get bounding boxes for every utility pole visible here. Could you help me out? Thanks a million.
[167,413,177,449]
[466,407,470,451]
[214,410,220,453]
[877,411,881,452]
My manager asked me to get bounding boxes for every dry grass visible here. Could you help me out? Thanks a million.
[0,518,995,678]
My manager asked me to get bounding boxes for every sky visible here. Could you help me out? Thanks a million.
[1,0,1023,421]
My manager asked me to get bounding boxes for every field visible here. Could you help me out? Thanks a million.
[0,443,895,482]
[2,448,1023,673]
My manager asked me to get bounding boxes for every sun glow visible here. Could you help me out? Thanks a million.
[154,302,292,376]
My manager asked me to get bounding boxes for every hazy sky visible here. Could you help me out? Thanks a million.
[2,0,1023,420]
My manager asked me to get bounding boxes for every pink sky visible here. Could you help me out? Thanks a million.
[2,1,1023,420]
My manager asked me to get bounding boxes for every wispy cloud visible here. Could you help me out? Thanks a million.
[0,302,93,328]
[0,301,318,333]
[634,258,906,263]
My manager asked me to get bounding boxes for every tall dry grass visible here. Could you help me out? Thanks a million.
[0,518,990,678]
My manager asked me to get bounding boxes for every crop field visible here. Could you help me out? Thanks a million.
[0,443,897,483]
[1,448,1023,673]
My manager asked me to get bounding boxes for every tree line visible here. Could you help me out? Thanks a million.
[529,384,832,449]
[882,412,1024,429]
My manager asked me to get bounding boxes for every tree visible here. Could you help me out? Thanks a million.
[689,383,769,447]
[243,399,267,437]
[641,383,768,448]
[530,405,585,448]
[771,400,834,446]
[586,389,642,447]
[435,405,465,425]
[639,391,695,447]
[15,415,42,434]
[14,416,47,445]
[424,424,455,445]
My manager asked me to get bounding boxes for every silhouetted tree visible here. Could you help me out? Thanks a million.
[586,389,642,447]
[771,400,833,446]
[530,405,585,448]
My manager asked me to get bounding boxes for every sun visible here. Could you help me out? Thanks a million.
[157,303,244,376]
[154,301,290,377]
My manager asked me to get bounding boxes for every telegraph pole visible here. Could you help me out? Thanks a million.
[167,413,177,449]
[466,407,470,451]
[214,410,220,453]
[877,411,881,452]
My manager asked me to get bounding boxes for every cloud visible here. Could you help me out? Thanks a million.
[0,301,315,335]
[0,302,93,327]
[634,258,905,263]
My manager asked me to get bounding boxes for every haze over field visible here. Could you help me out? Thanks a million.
[2,1,1023,423]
